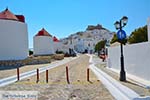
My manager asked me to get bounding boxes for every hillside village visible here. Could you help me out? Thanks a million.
[34,24,114,56]
[59,24,114,54]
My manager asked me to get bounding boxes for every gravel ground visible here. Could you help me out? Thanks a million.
[0,57,74,79]
[0,54,114,100]
[93,55,150,97]
[0,63,50,79]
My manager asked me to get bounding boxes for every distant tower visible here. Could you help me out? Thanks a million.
[53,36,62,53]
[33,28,54,56]
[148,17,150,42]
[0,8,28,60]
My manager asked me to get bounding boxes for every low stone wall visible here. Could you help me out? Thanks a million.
[0,54,64,68]
[0,56,51,67]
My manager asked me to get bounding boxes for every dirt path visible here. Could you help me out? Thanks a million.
[0,54,114,100]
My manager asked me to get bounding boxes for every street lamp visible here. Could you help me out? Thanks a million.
[114,16,128,81]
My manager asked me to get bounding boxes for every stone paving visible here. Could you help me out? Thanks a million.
[0,54,114,100]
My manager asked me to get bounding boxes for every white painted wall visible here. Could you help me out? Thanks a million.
[0,19,28,60]
[148,17,150,42]
[108,42,150,81]
[61,45,70,53]
[75,39,85,52]
[53,42,64,53]
[33,36,54,55]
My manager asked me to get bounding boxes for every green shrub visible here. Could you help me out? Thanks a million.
[29,50,33,55]
[56,50,64,54]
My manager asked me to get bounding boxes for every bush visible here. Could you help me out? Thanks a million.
[95,40,106,52]
[56,50,64,54]
[64,52,70,57]
[128,25,147,44]
[29,50,33,55]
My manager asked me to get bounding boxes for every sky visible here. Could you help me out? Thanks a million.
[0,0,150,48]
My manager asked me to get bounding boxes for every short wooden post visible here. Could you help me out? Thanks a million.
[87,68,90,81]
[66,66,70,84]
[17,67,20,81]
[36,69,39,83]
[46,70,48,83]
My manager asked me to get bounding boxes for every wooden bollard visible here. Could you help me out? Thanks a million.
[87,68,90,81]
[36,69,39,83]
[46,70,48,83]
[17,67,20,81]
[66,66,70,84]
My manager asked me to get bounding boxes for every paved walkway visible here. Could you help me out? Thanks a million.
[92,55,150,98]
[0,54,114,100]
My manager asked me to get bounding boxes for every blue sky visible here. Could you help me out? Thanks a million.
[0,0,150,48]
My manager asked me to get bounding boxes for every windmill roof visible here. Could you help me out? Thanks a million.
[0,8,19,21]
[35,28,52,37]
[53,36,59,42]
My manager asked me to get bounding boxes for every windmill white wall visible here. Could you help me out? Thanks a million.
[53,42,63,53]
[34,36,54,55]
[0,19,28,60]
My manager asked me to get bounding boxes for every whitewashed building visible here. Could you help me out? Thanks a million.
[74,38,94,53]
[61,29,113,53]
[58,38,72,53]
[148,17,150,42]
[53,36,63,53]
[0,8,28,60]
[33,28,54,55]
[75,38,85,53]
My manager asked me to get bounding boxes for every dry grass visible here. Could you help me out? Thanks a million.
[52,54,64,60]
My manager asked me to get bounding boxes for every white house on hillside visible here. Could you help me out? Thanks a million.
[0,8,28,60]
[33,28,54,55]
[74,38,94,53]
[64,29,113,53]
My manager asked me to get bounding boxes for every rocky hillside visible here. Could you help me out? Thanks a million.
[60,24,114,45]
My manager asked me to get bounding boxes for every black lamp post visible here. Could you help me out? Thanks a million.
[114,16,128,81]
